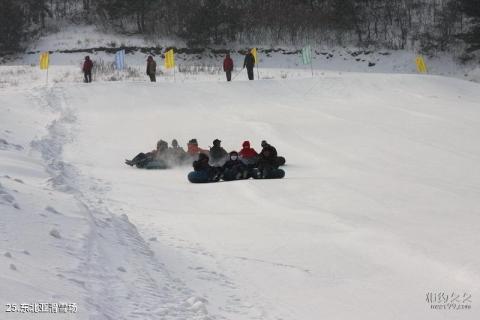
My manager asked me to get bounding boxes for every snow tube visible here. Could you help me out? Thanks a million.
[222,169,249,181]
[252,168,285,180]
[144,160,168,170]
[187,171,211,183]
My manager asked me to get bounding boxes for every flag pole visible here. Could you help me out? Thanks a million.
[310,46,314,77]
[256,53,260,80]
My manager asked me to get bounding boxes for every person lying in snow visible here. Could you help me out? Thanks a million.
[125,140,169,169]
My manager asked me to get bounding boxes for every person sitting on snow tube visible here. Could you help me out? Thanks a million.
[125,140,169,169]
[209,139,228,167]
[187,138,208,161]
[254,144,285,179]
[188,153,221,183]
[239,140,258,166]
[261,140,286,166]
[221,151,249,181]
[167,139,188,165]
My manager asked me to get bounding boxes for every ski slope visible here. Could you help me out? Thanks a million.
[1,73,480,320]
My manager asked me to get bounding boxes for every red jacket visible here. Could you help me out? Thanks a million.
[83,59,93,72]
[239,141,257,158]
[223,57,233,72]
[187,143,207,156]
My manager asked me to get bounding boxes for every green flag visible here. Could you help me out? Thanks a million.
[301,45,312,65]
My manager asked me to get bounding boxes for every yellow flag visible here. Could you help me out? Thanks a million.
[416,56,427,74]
[164,49,175,69]
[251,48,257,64]
[39,52,49,70]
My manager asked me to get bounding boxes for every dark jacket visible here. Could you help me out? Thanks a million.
[223,159,246,172]
[243,53,255,69]
[223,56,234,72]
[257,145,279,169]
[146,58,157,76]
[260,144,277,158]
[193,154,212,172]
[83,58,93,73]
[209,145,227,161]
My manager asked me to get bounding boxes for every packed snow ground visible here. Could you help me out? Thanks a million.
[1,71,480,319]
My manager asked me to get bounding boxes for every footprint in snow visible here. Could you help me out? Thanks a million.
[0,138,23,151]
[45,206,62,215]
[4,252,12,258]
[49,229,61,239]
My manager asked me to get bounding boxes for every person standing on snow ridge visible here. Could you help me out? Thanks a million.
[146,55,157,82]
[83,56,93,83]
[223,53,234,81]
[243,50,255,80]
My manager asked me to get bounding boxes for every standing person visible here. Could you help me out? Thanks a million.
[223,53,234,81]
[146,55,157,82]
[243,49,255,81]
[83,56,93,83]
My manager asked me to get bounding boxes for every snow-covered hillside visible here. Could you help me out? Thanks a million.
[1,71,479,319]
[2,25,480,87]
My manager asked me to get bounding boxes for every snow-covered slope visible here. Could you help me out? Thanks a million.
[1,72,480,319]
[2,25,480,85]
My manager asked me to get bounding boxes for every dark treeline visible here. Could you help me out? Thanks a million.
[1,0,479,57]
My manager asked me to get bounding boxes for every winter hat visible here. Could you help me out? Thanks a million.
[261,140,268,148]
[213,139,221,146]
[171,139,178,147]
[229,151,238,159]
[189,139,198,145]
[242,141,250,148]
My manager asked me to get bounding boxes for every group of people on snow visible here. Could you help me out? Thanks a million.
[125,138,285,181]
[222,50,255,81]
[81,49,256,83]
[191,139,285,182]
